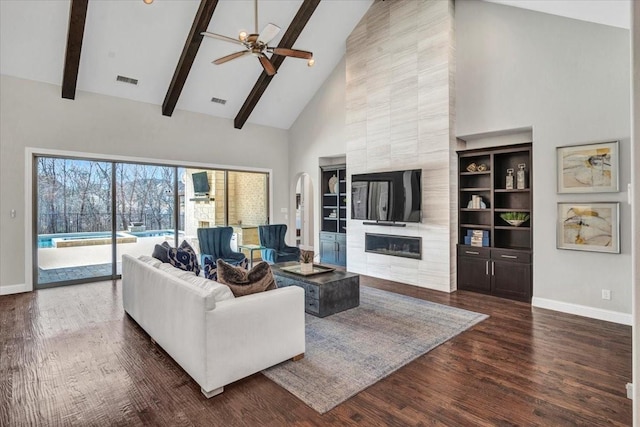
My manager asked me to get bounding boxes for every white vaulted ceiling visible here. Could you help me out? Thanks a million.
[0,0,373,129]
[0,0,630,130]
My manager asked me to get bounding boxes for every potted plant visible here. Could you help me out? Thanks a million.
[499,212,530,227]
[300,250,314,273]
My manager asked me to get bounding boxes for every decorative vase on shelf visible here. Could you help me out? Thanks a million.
[516,163,527,189]
[328,175,338,194]
[505,168,514,190]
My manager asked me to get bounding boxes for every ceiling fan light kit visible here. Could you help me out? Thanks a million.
[201,0,314,77]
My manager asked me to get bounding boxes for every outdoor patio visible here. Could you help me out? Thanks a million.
[37,234,197,284]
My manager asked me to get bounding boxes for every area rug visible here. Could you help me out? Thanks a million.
[263,286,488,414]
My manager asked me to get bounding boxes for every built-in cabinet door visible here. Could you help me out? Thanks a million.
[320,232,347,266]
[457,256,491,293]
[336,234,347,266]
[492,260,531,301]
[320,232,336,264]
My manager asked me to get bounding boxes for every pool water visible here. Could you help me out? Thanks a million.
[129,230,177,238]
[38,230,176,248]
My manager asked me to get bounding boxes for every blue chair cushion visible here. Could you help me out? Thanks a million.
[274,251,299,263]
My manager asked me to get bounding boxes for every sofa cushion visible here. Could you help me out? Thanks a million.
[166,241,201,276]
[216,260,276,297]
[173,270,234,303]
[152,241,171,263]
[158,263,234,304]
[138,255,162,268]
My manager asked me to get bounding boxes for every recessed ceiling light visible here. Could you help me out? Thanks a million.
[143,0,154,4]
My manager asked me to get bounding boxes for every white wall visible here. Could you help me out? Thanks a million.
[456,1,632,321]
[0,75,289,293]
[289,56,349,252]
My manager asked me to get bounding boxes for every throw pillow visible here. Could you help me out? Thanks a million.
[216,259,276,297]
[152,241,171,263]
[203,256,217,281]
[167,240,201,276]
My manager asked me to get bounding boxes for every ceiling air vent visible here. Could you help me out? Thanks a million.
[211,97,227,105]
[116,75,138,85]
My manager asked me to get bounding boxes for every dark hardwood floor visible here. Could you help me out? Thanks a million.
[0,276,632,426]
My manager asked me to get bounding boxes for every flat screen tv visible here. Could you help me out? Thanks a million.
[351,169,422,223]
[192,171,210,195]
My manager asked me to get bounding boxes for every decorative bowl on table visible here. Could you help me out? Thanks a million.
[500,213,529,227]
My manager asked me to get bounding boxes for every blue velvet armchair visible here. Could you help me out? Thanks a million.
[197,227,246,267]
[258,224,300,264]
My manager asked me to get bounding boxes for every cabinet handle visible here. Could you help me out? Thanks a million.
[491,261,495,276]
[501,255,518,259]
[465,250,480,255]
[485,260,489,275]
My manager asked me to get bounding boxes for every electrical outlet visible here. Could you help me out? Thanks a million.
[601,289,611,300]
[626,383,633,399]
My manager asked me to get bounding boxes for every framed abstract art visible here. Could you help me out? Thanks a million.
[557,202,619,253]
[556,141,619,193]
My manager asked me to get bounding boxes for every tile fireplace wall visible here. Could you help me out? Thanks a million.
[345,0,458,292]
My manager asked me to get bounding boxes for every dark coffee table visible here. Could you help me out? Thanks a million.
[271,262,360,318]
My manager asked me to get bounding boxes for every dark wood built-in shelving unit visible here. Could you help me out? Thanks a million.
[319,165,346,266]
[457,143,533,302]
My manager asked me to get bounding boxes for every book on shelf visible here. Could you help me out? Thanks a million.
[467,195,484,209]
[464,229,489,247]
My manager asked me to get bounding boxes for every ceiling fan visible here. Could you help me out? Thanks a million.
[200,0,314,76]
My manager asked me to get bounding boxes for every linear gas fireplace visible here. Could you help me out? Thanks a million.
[365,233,422,260]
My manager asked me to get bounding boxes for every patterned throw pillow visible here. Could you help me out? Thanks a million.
[152,241,171,263]
[203,256,218,281]
[216,259,276,297]
[203,256,248,281]
[167,240,201,276]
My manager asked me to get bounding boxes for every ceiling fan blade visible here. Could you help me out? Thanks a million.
[201,31,244,46]
[258,55,276,76]
[270,47,313,60]
[213,50,250,65]
[257,23,281,45]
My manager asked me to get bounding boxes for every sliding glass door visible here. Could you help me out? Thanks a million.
[36,157,114,286]
[114,163,177,275]
[34,156,269,288]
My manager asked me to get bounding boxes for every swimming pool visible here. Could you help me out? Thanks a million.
[38,230,178,248]
[128,230,178,238]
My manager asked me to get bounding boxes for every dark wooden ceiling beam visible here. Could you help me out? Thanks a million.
[234,0,321,129]
[162,0,219,117]
[61,0,89,100]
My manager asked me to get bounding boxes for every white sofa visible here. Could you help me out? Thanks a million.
[122,254,305,398]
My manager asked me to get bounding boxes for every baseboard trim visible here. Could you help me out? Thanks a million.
[0,283,31,296]
[532,297,632,326]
